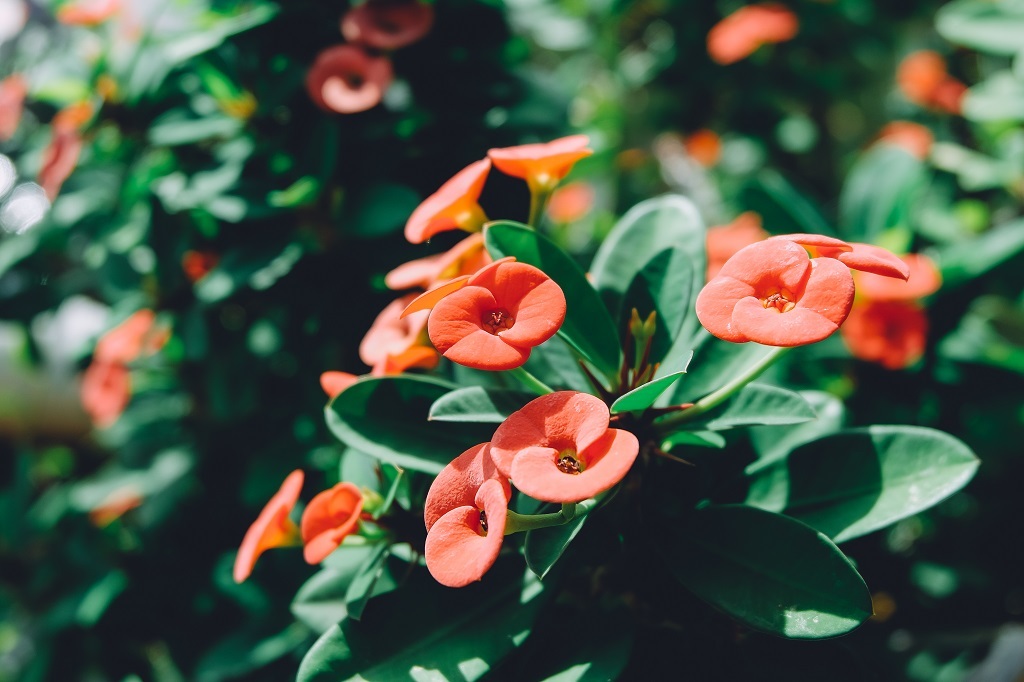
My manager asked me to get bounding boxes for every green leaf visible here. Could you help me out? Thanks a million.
[590,195,705,345]
[618,248,694,362]
[934,217,1024,287]
[930,142,1018,192]
[939,295,1024,375]
[963,71,1024,122]
[662,505,872,639]
[658,331,778,406]
[428,386,533,423]
[292,546,379,633]
[741,169,833,235]
[345,184,423,238]
[610,370,686,414]
[744,426,980,543]
[484,221,621,386]
[839,145,928,243]
[662,430,726,450]
[297,563,546,681]
[344,544,396,621]
[670,383,815,432]
[523,497,600,579]
[937,0,1024,55]
[746,391,846,475]
[524,334,593,393]
[325,376,494,474]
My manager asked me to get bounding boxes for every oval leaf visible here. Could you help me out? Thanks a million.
[523,497,600,579]
[746,391,847,475]
[937,0,1024,55]
[675,383,816,431]
[610,370,687,414]
[662,505,872,639]
[744,426,980,543]
[657,330,779,406]
[429,386,534,423]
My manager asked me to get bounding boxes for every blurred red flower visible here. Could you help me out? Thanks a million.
[360,294,439,375]
[341,0,434,50]
[684,129,722,167]
[897,51,966,115]
[405,158,490,244]
[301,482,364,564]
[0,75,27,141]
[306,44,393,114]
[80,361,131,428]
[94,309,168,365]
[841,300,929,370]
[546,181,595,224]
[181,250,219,283]
[706,211,768,281]
[707,4,798,65]
[38,102,93,201]
[875,121,934,160]
[233,470,304,583]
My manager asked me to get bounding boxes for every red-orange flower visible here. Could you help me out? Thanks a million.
[896,51,966,115]
[427,258,566,371]
[696,237,856,346]
[0,75,27,141]
[306,44,393,114]
[80,361,131,427]
[320,371,359,398]
[546,181,595,224]
[301,482,364,564]
[94,309,167,365]
[811,241,911,280]
[875,121,934,160]
[56,0,119,25]
[360,294,439,375]
[182,250,219,283]
[488,135,593,192]
[684,129,722,167]
[854,253,940,302]
[425,478,507,588]
[386,233,491,291]
[707,4,799,65]
[341,0,434,50]
[489,392,639,504]
[706,211,769,281]
[405,159,490,244]
[424,443,512,531]
[234,470,304,583]
[841,300,928,369]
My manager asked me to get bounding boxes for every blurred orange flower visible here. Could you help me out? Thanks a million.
[320,371,359,398]
[56,0,119,25]
[360,294,439,375]
[306,44,393,114]
[707,4,798,65]
[488,135,592,192]
[386,233,491,291]
[80,361,131,427]
[841,301,929,370]
[875,121,934,160]
[234,470,304,583]
[341,0,434,50]
[95,309,168,365]
[684,129,722,167]
[896,51,966,115]
[546,181,595,224]
[706,211,768,281]
[38,103,93,201]
[404,158,490,244]
[0,75,27,141]
[301,482,364,564]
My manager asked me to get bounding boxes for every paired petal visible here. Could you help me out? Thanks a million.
[827,243,910,280]
[855,253,938,301]
[301,482,364,564]
[424,443,510,530]
[234,470,304,583]
[424,479,508,588]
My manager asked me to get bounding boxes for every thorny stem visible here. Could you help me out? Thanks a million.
[507,366,555,395]
[503,503,578,535]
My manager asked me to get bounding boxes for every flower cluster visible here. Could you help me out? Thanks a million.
[306,0,433,114]
[424,392,639,587]
[233,470,365,582]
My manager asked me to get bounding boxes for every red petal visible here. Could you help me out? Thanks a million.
[424,479,507,587]
[835,243,910,280]
[300,482,363,564]
[443,329,530,370]
[695,276,757,343]
[424,443,511,531]
[773,234,852,250]
[717,238,813,292]
[855,253,941,301]
[402,276,472,318]
[497,278,566,347]
[426,286,495,353]
[404,159,490,244]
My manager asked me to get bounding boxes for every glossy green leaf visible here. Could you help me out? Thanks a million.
[345,544,395,621]
[485,221,621,386]
[610,370,687,414]
[297,563,546,681]
[839,145,928,243]
[741,169,833,236]
[671,383,815,432]
[663,505,872,639]
[524,497,600,579]
[658,331,779,406]
[746,391,846,475]
[292,545,382,633]
[524,334,594,393]
[939,295,1024,375]
[934,217,1024,287]
[963,72,1024,122]
[744,426,980,543]
[428,386,533,423]
[325,376,494,474]
[618,248,693,361]
[937,0,1024,55]
[662,430,726,450]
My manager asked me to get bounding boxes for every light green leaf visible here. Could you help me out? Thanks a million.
[658,331,778,406]
[662,430,726,450]
[741,169,832,235]
[345,544,396,621]
[937,0,1024,55]
[428,386,533,423]
[963,71,1024,122]
[933,217,1024,287]
[671,383,815,431]
[744,426,979,543]
[610,370,687,414]
[839,145,928,243]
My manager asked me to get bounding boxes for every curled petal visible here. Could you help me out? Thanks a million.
[306,45,393,114]
[425,479,507,587]
[773,233,852,251]
[405,159,490,244]
[301,482,364,564]
[694,276,757,343]
[374,345,439,375]
[234,470,304,583]
[833,243,910,280]
[386,233,489,291]
[856,253,940,301]
[510,429,639,503]
[706,212,768,281]
[424,443,510,531]
[402,276,472,317]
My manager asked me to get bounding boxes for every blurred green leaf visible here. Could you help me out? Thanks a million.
[428,386,533,423]
[345,184,422,238]
[523,496,600,579]
[148,111,243,147]
[345,544,397,621]
[610,370,686,414]
[325,376,494,474]
[662,505,872,639]
[939,295,1024,374]
[195,623,309,682]
[744,426,979,543]
[839,145,928,243]
[485,221,621,387]
[963,72,1024,122]
[930,142,1020,191]
[933,217,1024,287]
[937,0,1024,55]
[741,169,833,235]
[662,430,726,450]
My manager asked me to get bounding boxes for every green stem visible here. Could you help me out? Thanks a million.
[526,184,553,228]
[504,503,577,535]
[654,345,789,433]
[507,366,555,395]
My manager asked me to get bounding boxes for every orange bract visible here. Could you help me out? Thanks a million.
[424,478,507,588]
[320,371,359,398]
[405,159,491,244]
[489,392,639,504]
[707,3,798,65]
[360,294,439,374]
[386,233,491,291]
[896,51,966,115]
[841,300,928,369]
[427,259,566,371]
[306,45,393,114]
[488,135,593,191]
[706,211,769,281]
[233,470,304,583]
[341,0,434,50]
[301,482,364,564]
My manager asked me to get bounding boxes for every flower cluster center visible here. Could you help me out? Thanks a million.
[483,308,515,334]
[761,291,796,313]
[555,448,583,475]
[478,509,488,535]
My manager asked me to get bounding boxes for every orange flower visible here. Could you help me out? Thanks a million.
[341,0,434,50]
[404,158,490,244]
[425,478,508,588]
[696,237,856,346]
[181,250,219,283]
[684,129,722,167]
[386,233,491,290]
[427,258,566,371]
[320,371,359,398]
[706,211,769,281]
[360,294,439,375]
[489,392,639,504]
[546,181,595,224]
[896,51,966,115]
[301,482,364,564]
[875,121,934,160]
[0,75,27,142]
[95,309,167,365]
[234,470,304,583]
[80,361,130,427]
[488,135,593,192]
[306,44,393,114]
[38,103,93,201]
[841,300,928,369]
[854,253,940,302]
[707,4,799,65]
[56,0,119,25]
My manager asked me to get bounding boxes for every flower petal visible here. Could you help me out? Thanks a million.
[301,482,363,564]
[424,443,510,531]
[424,479,507,587]
[717,238,812,292]
[773,233,851,251]
[497,278,566,347]
[731,300,842,346]
[234,470,304,583]
[855,253,941,301]
[443,329,531,371]
[835,243,910,280]
[694,275,758,343]
[405,159,490,244]
[488,135,592,185]
[320,371,359,398]
[793,256,856,325]
[427,285,496,353]
[401,276,472,318]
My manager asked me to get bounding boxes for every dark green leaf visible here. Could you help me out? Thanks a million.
[744,426,979,543]
[938,295,1024,375]
[524,497,600,579]
[428,386,533,423]
[345,184,422,238]
[662,505,872,639]
[610,370,686,414]
[325,376,494,474]
[345,544,396,621]
[485,221,621,386]
[747,391,846,475]
[741,169,832,236]
[619,248,693,362]
[524,334,594,393]
[292,546,379,633]
[658,331,779,406]
[661,430,726,450]
[672,383,815,431]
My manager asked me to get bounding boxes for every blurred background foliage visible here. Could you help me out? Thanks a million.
[1,0,1023,679]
